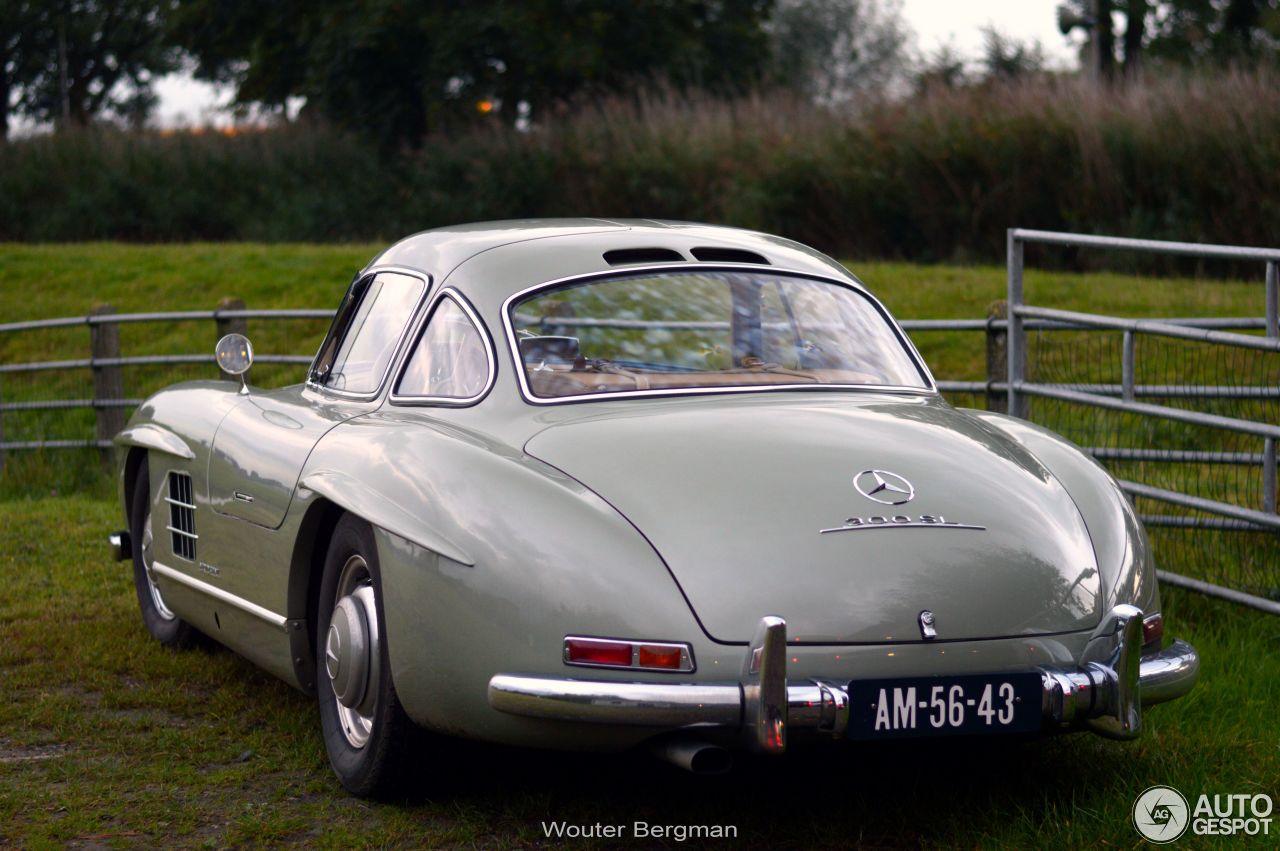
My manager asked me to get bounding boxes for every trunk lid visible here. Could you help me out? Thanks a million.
[524,394,1100,644]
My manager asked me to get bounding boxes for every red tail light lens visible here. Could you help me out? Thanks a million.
[637,644,684,670]
[564,638,632,667]
[563,637,694,671]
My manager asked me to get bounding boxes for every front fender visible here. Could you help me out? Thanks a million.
[966,410,1159,617]
[112,381,243,518]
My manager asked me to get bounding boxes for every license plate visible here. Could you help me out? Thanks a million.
[846,672,1042,740]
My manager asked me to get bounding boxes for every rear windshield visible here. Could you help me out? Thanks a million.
[508,270,929,400]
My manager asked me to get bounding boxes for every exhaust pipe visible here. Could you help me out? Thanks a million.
[649,736,733,775]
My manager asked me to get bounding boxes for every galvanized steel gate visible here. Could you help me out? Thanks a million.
[1003,229,1279,614]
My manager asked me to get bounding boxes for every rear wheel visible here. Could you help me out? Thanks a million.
[130,457,198,648]
[316,514,415,798]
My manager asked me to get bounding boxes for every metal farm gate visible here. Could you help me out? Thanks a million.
[1003,229,1279,614]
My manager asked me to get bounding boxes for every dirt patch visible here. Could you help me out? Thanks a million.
[0,741,71,764]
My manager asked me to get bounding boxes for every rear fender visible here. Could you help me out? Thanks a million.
[967,410,1159,616]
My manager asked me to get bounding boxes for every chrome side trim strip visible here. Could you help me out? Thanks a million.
[150,560,288,632]
[163,496,197,509]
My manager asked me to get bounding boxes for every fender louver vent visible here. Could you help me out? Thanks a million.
[603,247,684,265]
[167,471,197,561]
[690,247,769,264]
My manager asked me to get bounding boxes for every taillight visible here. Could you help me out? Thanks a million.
[1142,613,1164,652]
[563,638,631,667]
[637,644,684,670]
[563,636,694,672]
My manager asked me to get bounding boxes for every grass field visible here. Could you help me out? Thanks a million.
[1,498,1276,848]
[1,245,1278,848]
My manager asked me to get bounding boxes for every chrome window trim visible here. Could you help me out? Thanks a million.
[389,287,498,408]
[500,263,938,406]
[304,265,433,402]
[151,560,289,632]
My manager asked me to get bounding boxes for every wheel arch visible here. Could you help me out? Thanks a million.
[122,446,148,527]
[287,496,347,695]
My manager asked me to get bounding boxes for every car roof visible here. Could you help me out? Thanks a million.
[364,219,857,300]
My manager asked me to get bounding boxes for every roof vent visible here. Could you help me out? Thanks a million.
[603,247,685,266]
[690,247,770,264]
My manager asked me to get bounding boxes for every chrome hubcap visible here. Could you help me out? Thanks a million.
[142,511,175,621]
[327,555,379,749]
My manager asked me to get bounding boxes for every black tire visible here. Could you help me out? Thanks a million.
[130,456,198,648]
[316,514,416,798]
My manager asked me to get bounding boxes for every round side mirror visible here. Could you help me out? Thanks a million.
[215,333,254,376]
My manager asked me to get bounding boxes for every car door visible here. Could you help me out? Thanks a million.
[207,269,429,529]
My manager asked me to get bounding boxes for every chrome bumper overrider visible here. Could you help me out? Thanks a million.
[487,605,1199,753]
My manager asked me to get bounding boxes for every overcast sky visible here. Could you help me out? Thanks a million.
[152,0,1080,127]
[905,0,1078,64]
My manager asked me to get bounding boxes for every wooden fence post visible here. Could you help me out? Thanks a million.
[215,297,248,382]
[986,300,1008,413]
[90,304,125,468]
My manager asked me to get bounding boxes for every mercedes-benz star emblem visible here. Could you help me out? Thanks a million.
[854,469,915,505]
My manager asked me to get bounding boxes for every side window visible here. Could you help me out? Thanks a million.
[324,272,425,394]
[396,295,491,400]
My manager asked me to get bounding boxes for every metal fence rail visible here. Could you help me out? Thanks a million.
[0,301,333,466]
[2,247,1277,613]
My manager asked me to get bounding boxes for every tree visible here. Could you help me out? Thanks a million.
[979,26,1047,81]
[1,2,40,139]
[767,0,911,103]
[1059,0,1280,79]
[169,0,776,147]
[6,1,178,132]
[1146,0,1280,64]
[912,43,969,93]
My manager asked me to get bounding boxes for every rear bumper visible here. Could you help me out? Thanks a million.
[488,605,1199,752]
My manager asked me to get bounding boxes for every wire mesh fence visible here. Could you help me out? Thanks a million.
[1025,330,1280,601]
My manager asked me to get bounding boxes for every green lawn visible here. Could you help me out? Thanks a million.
[1,245,1277,847]
[0,497,1275,848]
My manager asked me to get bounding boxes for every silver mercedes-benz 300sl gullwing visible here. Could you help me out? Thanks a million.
[109,220,1199,797]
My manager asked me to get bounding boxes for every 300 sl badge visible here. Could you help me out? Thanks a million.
[820,514,986,534]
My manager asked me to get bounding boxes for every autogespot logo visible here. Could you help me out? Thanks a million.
[1133,786,1190,843]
